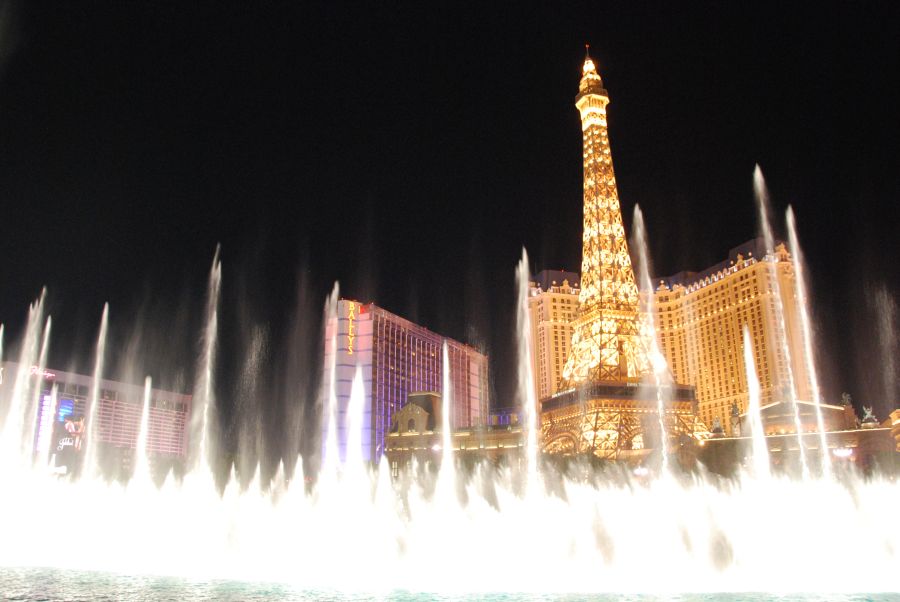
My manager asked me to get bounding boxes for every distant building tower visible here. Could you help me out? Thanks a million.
[527,270,579,400]
[561,47,650,385]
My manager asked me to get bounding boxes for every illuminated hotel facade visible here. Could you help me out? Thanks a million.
[2,361,191,472]
[654,239,812,434]
[528,270,579,400]
[528,240,814,440]
[324,299,489,461]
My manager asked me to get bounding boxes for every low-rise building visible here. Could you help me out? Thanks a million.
[384,391,523,476]
[701,401,897,475]
[1,361,191,474]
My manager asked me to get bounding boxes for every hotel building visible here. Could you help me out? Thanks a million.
[323,299,489,461]
[2,361,191,472]
[528,270,580,400]
[529,239,814,438]
[654,239,811,434]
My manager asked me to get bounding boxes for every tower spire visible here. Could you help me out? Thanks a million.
[578,47,607,99]
[562,49,649,384]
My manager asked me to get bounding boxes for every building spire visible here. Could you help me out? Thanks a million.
[578,45,606,98]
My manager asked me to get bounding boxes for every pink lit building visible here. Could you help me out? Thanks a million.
[323,300,489,461]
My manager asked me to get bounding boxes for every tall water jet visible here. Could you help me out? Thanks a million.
[0,267,897,593]
[235,325,268,484]
[190,247,222,477]
[320,283,340,481]
[515,249,540,483]
[753,166,777,254]
[436,340,456,496]
[870,284,898,409]
[786,206,831,478]
[132,376,153,487]
[0,322,4,456]
[0,291,46,463]
[23,316,52,463]
[344,365,367,480]
[81,303,109,479]
[633,206,670,473]
[753,165,808,478]
[35,382,57,470]
[742,327,770,479]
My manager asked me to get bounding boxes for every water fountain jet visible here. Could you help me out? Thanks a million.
[786,206,831,478]
[633,205,671,473]
[742,327,770,479]
[0,290,46,467]
[0,266,895,594]
[435,340,457,500]
[753,165,809,478]
[23,315,52,464]
[319,282,341,485]
[35,381,58,469]
[515,248,541,488]
[132,376,153,488]
[81,302,109,479]
[189,247,222,482]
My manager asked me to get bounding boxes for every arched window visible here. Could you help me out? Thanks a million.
[407,418,416,432]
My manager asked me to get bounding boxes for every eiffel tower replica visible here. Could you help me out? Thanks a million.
[540,48,708,461]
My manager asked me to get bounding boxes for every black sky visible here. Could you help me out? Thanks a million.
[1,2,898,416]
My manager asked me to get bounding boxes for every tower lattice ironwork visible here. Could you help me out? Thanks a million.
[561,48,650,385]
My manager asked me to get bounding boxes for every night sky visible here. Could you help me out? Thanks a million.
[1,2,898,427]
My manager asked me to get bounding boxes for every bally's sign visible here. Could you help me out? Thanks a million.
[347,301,357,355]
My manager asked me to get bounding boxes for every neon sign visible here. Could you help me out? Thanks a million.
[30,366,56,379]
[347,301,357,355]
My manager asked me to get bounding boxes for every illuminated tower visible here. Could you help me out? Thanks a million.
[541,49,710,460]
[562,47,649,385]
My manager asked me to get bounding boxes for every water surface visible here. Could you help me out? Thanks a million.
[1,567,896,602]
